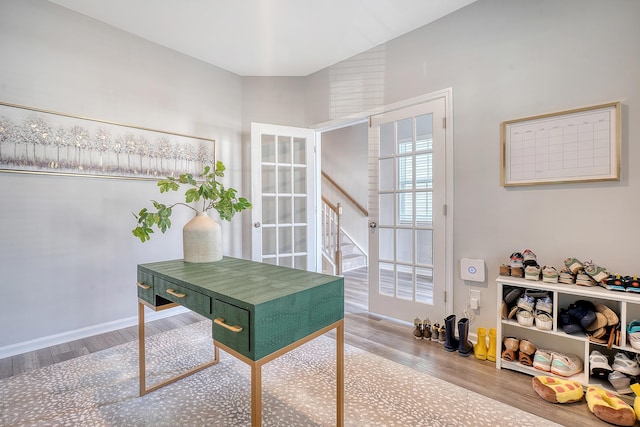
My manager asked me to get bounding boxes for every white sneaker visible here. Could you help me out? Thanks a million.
[612,352,640,376]
[551,353,583,377]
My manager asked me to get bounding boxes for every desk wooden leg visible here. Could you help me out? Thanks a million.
[251,362,262,427]
[337,320,344,427]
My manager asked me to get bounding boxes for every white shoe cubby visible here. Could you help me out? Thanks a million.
[496,275,640,392]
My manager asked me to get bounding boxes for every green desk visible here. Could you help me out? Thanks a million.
[136,257,344,426]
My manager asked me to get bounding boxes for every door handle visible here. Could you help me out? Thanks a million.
[254,221,261,228]
[369,221,377,229]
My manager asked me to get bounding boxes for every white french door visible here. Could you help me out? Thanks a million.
[368,96,449,322]
[250,123,319,271]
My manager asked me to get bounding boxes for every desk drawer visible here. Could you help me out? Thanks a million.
[213,299,250,353]
[136,271,155,304]
[155,278,211,314]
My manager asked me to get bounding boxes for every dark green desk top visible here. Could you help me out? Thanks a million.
[138,257,342,307]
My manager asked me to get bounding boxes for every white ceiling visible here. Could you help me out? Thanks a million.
[47,0,475,77]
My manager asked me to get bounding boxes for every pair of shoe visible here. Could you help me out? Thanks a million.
[565,257,609,284]
[522,248,539,281]
[603,274,627,291]
[566,300,598,330]
[533,293,553,330]
[590,350,613,378]
[474,327,497,361]
[412,317,437,340]
[501,337,537,366]
[624,276,640,292]
[533,349,583,377]
[558,268,575,284]
[499,252,526,278]
[541,266,559,283]
[515,292,553,330]
[576,271,596,286]
[549,351,584,377]
[566,301,620,343]
[612,352,640,377]
[583,260,609,283]
[430,321,444,343]
[524,264,541,281]
[511,252,524,268]
[607,275,640,293]
[600,352,640,396]
[564,257,584,274]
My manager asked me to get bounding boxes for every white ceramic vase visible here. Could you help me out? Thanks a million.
[182,211,222,263]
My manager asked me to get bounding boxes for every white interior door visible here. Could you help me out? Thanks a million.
[250,122,318,271]
[368,97,448,322]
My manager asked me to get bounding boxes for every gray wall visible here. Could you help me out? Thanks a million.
[0,0,245,353]
[309,0,640,329]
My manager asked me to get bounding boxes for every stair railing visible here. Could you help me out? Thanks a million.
[322,171,368,217]
[321,197,342,275]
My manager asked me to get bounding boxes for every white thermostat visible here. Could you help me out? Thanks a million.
[460,258,485,282]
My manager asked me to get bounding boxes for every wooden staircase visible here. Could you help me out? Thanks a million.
[321,171,368,276]
[321,195,367,275]
[339,232,367,272]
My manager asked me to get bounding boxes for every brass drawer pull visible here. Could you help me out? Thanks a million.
[214,317,243,333]
[166,288,186,298]
[137,281,151,290]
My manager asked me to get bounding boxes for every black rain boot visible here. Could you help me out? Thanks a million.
[458,317,474,356]
[444,314,458,352]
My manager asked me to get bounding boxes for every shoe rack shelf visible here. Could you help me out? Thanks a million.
[496,275,640,390]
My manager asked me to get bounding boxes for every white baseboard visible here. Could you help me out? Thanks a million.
[0,306,189,359]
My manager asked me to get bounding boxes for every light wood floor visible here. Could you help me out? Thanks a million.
[0,268,598,425]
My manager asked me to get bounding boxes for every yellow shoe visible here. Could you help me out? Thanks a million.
[486,328,497,362]
[474,327,487,360]
[532,375,583,404]
[586,386,636,426]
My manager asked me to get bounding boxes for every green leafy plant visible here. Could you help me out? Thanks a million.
[132,161,252,242]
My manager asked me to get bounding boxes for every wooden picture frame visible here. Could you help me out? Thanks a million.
[501,102,620,186]
[0,101,215,180]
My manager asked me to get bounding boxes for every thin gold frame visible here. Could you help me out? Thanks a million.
[501,102,620,186]
[0,101,215,180]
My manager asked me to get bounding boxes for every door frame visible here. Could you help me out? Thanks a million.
[312,88,454,316]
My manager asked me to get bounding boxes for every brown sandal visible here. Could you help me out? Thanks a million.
[502,337,520,361]
[595,303,619,326]
[502,348,518,361]
[519,339,537,366]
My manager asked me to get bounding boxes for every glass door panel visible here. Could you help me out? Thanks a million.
[251,123,317,271]
[369,97,447,322]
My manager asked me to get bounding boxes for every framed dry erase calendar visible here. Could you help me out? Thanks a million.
[501,102,621,186]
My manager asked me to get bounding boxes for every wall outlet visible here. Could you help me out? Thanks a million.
[470,290,481,309]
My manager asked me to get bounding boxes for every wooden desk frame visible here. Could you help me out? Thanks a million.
[138,300,344,427]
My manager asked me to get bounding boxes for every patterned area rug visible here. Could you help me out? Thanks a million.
[0,321,560,426]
